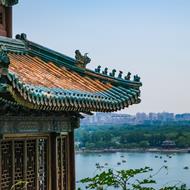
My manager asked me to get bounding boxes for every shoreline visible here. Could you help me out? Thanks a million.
[76,148,190,154]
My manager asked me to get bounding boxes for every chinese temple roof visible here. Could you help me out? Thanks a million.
[0,34,142,112]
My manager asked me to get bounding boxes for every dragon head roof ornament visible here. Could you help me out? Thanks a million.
[75,50,91,69]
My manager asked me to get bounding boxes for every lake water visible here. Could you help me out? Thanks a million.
[76,152,190,189]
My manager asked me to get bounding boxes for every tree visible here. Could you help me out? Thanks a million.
[77,166,188,190]
[139,140,150,148]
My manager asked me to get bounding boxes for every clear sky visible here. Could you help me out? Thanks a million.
[13,0,190,114]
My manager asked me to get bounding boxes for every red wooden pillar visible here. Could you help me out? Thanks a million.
[0,6,12,37]
[0,5,6,36]
[5,7,12,37]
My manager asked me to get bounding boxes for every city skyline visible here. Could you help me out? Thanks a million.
[81,112,190,126]
[13,0,190,114]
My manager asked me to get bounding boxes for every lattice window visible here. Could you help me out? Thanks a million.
[26,140,36,190]
[1,141,12,190]
[38,138,48,190]
[62,137,68,189]
[0,136,49,190]
[14,141,24,190]
[57,136,68,190]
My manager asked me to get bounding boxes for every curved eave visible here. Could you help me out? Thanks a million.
[6,72,141,112]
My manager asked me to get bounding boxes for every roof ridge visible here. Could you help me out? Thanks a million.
[15,33,76,65]
[3,33,142,89]
[0,36,26,53]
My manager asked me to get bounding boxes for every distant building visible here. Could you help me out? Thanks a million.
[81,112,136,125]
[175,113,190,121]
[81,112,190,126]
[136,112,147,123]
[157,112,174,121]
[149,112,158,121]
[162,140,176,149]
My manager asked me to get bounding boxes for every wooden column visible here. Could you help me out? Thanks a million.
[5,7,12,37]
[0,5,6,36]
[68,131,75,190]
[51,133,58,190]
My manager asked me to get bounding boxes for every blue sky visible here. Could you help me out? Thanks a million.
[13,0,190,114]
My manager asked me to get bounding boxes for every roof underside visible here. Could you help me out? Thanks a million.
[0,34,142,113]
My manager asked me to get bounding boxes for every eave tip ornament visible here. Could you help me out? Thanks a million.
[75,50,91,69]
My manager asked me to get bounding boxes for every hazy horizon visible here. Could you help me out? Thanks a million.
[95,111,190,115]
[13,0,190,114]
